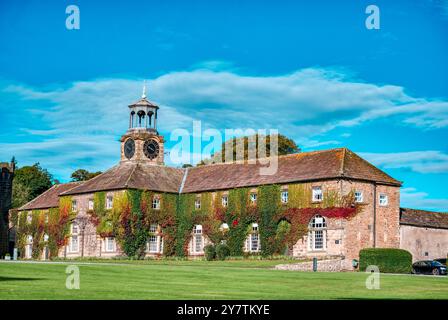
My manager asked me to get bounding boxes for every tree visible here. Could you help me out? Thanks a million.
[181,164,193,168]
[202,133,300,165]
[12,163,53,208]
[70,169,102,182]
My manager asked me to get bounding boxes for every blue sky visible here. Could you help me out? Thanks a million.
[0,0,447,211]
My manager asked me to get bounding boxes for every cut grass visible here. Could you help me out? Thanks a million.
[0,260,447,300]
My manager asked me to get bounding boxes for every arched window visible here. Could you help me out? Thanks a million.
[147,224,163,254]
[193,225,204,253]
[137,110,146,127]
[245,223,260,253]
[308,215,327,251]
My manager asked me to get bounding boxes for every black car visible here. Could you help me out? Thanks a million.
[412,260,447,275]
[434,258,447,266]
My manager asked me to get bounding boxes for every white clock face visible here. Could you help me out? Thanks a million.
[143,139,159,159]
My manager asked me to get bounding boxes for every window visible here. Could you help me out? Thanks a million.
[72,200,77,212]
[195,198,201,210]
[152,197,161,210]
[148,235,158,252]
[221,196,228,207]
[26,212,32,223]
[379,194,388,206]
[106,196,113,209]
[44,213,49,224]
[71,223,79,235]
[355,191,363,203]
[281,191,289,203]
[250,193,257,204]
[105,237,115,252]
[88,199,94,210]
[312,187,323,202]
[44,234,49,242]
[70,235,79,252]
[69,223,79,253]
[219,223,229,231]
[308,215,327,251]
[245,223,260,253]
[193,225,203,253]
[146,224,163,254]
[149,224,157,233]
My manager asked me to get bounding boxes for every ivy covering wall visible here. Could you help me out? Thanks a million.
[14,182,362,259]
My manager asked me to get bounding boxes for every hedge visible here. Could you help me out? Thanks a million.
[359,248,412,274]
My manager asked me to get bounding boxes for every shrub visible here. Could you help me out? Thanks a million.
[204,245,216,261]
[215,244,231,260]
[359,248,412,274]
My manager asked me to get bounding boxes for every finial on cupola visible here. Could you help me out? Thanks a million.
[142,80,147,99]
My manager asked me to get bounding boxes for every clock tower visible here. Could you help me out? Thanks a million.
[120,83,164,165]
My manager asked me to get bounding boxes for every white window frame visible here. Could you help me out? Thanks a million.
[354,191,363,203]
[281,190,288,203]
[71,200,77,212]
[193,225,204,253]
[105,237,116,252]
[250,193,257,204]
[88,199,94,210]
[308,215,327,251]
[221,195,228,207]
[106,196,113,209]
[246,223,260,253]
[152,197,161,210]
[195,198,201,210]
[149,224,158,233]
[312,186,323,202]
[69,223,79,253]
[379,193,388,206]
[26,212,32,224]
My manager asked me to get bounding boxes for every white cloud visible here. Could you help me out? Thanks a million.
[360,151,448,174]
[2,64,448,179]
[401,187,448,212]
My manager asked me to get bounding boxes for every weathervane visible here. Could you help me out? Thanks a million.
[142,80,147,99]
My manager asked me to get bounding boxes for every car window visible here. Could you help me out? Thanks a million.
[432,261,443,267]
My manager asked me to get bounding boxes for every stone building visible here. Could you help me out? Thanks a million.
[0,161,14,257]
[15,89,447,269]
[399,208,448,261]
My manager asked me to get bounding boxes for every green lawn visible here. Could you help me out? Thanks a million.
[0,260,447,299]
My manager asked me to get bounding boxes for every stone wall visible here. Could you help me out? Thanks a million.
[400,225,448,261]
[275,258,345,272]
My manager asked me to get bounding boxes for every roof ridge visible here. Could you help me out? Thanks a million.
[188,148,346,170]
[60,164,120,195]
[179,167,189,193]
[124,162,139,188]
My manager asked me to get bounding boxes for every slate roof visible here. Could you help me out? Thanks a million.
[61,162,185,195]
[19,182,83,210]
[21,148,403,209]
[400,208,448,229]
[181,148,401,193]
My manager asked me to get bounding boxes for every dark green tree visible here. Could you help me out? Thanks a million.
[70,169,102,182]
[12,163,53,208]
